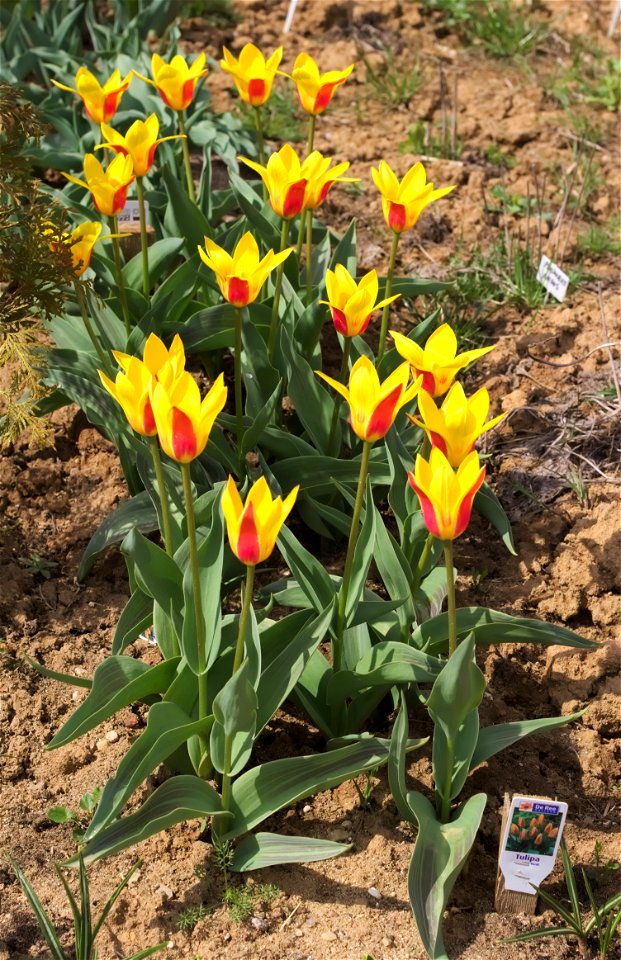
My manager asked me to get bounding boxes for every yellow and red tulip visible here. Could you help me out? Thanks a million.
[150,370,227,463]
[371,159,455,234]
[222,475,299,566]
[52,67,132,125]
[220,43,283,106]
[197,231,292,307]
[408,447,486,541]
[322,265,399,337]
[410,383,506,468]
[291,52,354,115]
[98,114,183,178]
[391,324,495,399]
[239,143,309,219]
[98,333,186,436]
[136,53,208,112]
[62,153,134,218]
[302,151,358,209]
[316,355,421,443]
[44,221,108,277]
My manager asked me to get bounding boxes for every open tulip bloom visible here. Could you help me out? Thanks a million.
[222,475,299,566]
[151,370,227,464]
[322,265,399,337]
[411,383,506,468]
[291,52,354,115]
[198,231,292,308]
[45,221,114,277]
[371,159,455,234]
[240,143,310,220]
[63,153,134,218]
[302,151,358,209]
[136,53,208,112]
[52,67,132,125]
[98,114,183,178]
[391,324,494,398]
[220,43,283,107]
[408,447,486,542]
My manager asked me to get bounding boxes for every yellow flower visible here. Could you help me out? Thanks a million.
[198,231,292,307]
[316,355,421,442]
[410,383,506,468]
[62,153,134,218]
[371,159,455,233]
[222,475,299,565]
[321,265,399,337]
[98,333,186,436]
[220,43,283,106]
[52,67,132,125]
[301,151,358,209]
[391,324,494,399]
[150,370,227,463]
[408,447,486,541]
[291,52,354,115]
[239,143,309,219]
[44,221,105,277]
[98,114,183,178]
[135,53,208,112]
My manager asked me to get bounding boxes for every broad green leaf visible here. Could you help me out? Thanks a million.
[181,302,239,352]
[271,455,391,497]
[241,378,282,456]
[415,565,449,622]
[153,600,180,661]
[78,492,157,581]
[388,692,415,822]
[277,525,336,617]
[77,775,223,866]
[162,165,211,249]
[342,478,376,627]
[327,640,443,705]
[122,529,184,642]
[231,832,351,872]
[241,313,280,418]
[112,588,153,656]
[279,325,332,452]
[222,736,391,839]
[329,218,357,275]
[48,658,179,749]
[122,238,184,290]
[470,709,587,770]
[291,649,334,739]
[372,505,416,629]
[210,659,257,776]
[181,496,224,675]
[406,791,487,960]
[475,483,517,555]
[85,702,212,840]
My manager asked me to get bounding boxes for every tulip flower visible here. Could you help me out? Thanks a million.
[62,153,134,218]
[408,447,485,542]
[371,159,455,235]
[391,324,495,399]
[302,151,357,210]
[98,113,183,178]
[198,231,292,308]
[220,43,283,107]
[322,265,399,338]
[136,53,208,112]
[222,475,299,566]
[411,383,506,468]
[317,355,421,443]
[52,67,132,125]
[291,52,354,116]
[44,221,106,277]
[240,143,309,220]
[151,370,227,464]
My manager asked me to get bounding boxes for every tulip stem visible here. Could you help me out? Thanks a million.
[443,539,457,658]
[234,307,244,457]
[253,106,267,201]
[377,230,400,364]
[108,216,131,338]
[177,111,195,203]
[220,563,255,815]
[136,176,150,299]
[306,209,313,305]
[307,113,316,155]
[295,215,305,260]
[268,218,290,361]
[148,436,174,558]
[73,280,112,375]
[327,336,352,457]
[181,463,208,765]
[335,439,372,668]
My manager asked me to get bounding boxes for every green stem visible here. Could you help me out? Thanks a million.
[177,111,195,202]
[108,216,131,338]
[135,176,150,299]
[411,532,433,597]
[377,230,400,364]
[268,218,290,362]
[181,464,208,747]
[73,280,112,375]
[220,563,255,814]
[148,436,174,558]
[307,113,316,154]
[327,336,352,457]
[335,440,372,666]
[443,540,457,658]
[253,105,267,201]
[295,215,304,259]
[234,307,244,455]
[306,209,313,305]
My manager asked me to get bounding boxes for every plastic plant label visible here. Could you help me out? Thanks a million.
[118,200,149,226]
[499,796,568,894]
[537,255,569,302]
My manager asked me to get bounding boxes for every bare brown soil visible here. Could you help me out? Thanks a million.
[1,1,620,959]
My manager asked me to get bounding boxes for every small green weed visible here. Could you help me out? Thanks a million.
[18,553,58,579]
[551,49,621,113]
[224,882,279,923]
[47,787,103,844]
[176,903,215,931]
[592,840,620,873]
[487,183,551,219]
[178,0,239,26]
[354,768,377,810]
[399,118,463,160]
[422,0,548,59]
[484,143,517,169]
[237,92,305,143]
[361,48,424,108]
[577,216,621,258]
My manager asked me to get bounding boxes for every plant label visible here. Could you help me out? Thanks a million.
[118,200,149,227]
[499,795,568,894]
[537,255,569,302]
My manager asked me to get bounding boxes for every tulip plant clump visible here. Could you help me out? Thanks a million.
[12,23,598,960]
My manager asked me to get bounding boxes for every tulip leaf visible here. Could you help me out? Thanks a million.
[385,410,419,539]
[153,600,180,660]
[279,326,332,453]
[122,238,184,290]
[181,302,237,351]
[329,218,357,276]
[85,702,213,840]
[272,455,391,497]
[221,736,392,840]
[474,482,517,555]
[342,478,377,628]
[229,173,280,247]
[388,692,416,823]
[112,588,154,655]
[76,775,224,866]
[415,565,449,622]
[162,165,211,250]
[406,790,487,960]
[470,708,587,771]
[181,495,224,675]
[241,312,280,416]
[24,655,92,690]
[240,378,282,456]
[211,658,258,777]
[231,832,351,872]
[48,657,180,749]
[154,253,201,309]
[372,504,416,628]
[277,525,336,617]
[329,641,443,707]
[122,528,184,643]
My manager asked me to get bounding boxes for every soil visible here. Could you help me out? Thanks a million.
[1,1,620,959]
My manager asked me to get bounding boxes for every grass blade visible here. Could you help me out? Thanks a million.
[9,858,66,960]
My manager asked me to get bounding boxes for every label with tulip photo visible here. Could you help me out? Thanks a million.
[499,795,568,894]
[117,199,149,226]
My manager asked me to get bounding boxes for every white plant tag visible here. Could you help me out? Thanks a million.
[499,796,568,894]
[537,255,569,302]
[117,200,149,226]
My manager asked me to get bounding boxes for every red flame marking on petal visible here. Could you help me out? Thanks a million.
[171,407,197,462]
[237,503,261,565]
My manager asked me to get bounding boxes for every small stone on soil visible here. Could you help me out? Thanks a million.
[321,931,337,941]
[367,886,382,899]
[105,730,119,742]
